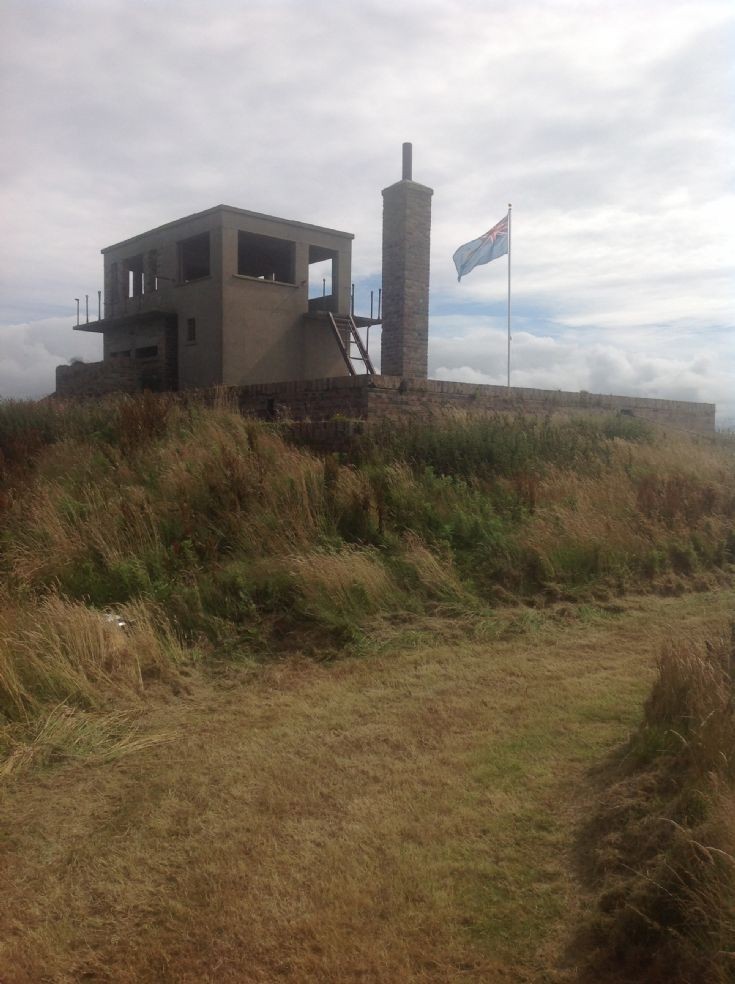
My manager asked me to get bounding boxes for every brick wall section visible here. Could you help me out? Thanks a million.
[381,180,433,378]
[364,377,715,434]
[53,369,715,435]
[55,355,168,398]
[235,374,715,435]
[235,375,371,421]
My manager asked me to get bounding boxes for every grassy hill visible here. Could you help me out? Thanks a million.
[1,393,734,731]
[1,394,734,981]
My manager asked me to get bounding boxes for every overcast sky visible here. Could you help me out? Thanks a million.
[2,0,733,424]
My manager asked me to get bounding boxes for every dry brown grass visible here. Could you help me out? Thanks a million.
[0,594,184,723]
[520,435,735,591]
[577,620,735,983]
[1,590,732,983]
[286,546,395,612]
[523,465,643,562]
[1,704,176,777]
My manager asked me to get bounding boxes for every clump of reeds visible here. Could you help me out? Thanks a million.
[580,625,735,982]
[1,704,175,777]
[0,594,183,723]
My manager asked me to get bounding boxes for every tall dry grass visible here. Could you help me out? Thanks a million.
[580,625,735,982]
[0,590,184,776]
[0,594,183,722]
[510,434,735,595]
[1,394,734,764]
[1,704,175,777]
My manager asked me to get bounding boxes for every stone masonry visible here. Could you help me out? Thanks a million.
[56,358,150,398]
[235,374,716,436]
[381,177,433,378]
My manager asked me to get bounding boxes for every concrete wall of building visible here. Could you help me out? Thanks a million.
[103,209,217,321]
[174,265,224,390]
[301,316,352,380]
[219,210,353,386]
[91,205,355,391]
[101,210,225,390]
[381,180,433,378]
[221,279,304,385]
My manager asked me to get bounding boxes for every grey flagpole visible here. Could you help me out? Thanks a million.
[507,204,512,389]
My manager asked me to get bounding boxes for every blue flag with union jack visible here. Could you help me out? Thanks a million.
[453,213,509,282]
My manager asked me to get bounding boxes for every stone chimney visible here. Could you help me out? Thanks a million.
[381,143,433,378]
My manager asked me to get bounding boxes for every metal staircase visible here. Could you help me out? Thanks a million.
[328,313,375,376]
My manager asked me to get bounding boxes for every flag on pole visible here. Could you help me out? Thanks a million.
[453,214,509,282]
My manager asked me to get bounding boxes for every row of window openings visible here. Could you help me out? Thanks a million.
[110,345,159,360]
[121,232,336,299]
[121,234,211,299]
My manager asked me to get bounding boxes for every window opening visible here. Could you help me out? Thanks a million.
[309,259,332,298]
[135,345,159,359]
[308,245,337,312]
[186,318,197,343]
[237,231,295,283]
[147,250,158,293]
[126,254,144,298]
[180,232,211,282]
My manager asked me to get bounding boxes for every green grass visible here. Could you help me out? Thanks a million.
[1,394,734,736]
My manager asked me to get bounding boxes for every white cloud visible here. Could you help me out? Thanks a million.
[0,319,101,400]
[430,316,735,425]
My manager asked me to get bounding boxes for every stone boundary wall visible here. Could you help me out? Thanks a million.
[56,360,143,398]
[236,376,370,421]
[52,369,716,437]
[236,374,716,436]
[55,355,168,398]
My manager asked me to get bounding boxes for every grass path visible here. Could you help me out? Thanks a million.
[2,591,733,983]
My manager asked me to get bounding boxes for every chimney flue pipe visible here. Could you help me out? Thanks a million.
[402,142,412,180]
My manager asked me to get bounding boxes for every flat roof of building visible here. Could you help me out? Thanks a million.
[102,204,354,253]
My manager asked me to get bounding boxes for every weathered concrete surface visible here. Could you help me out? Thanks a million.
[62,205,355,395]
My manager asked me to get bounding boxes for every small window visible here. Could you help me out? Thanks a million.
[186,318,197,343]
[135,345,159,359]
[180,232,211,282]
